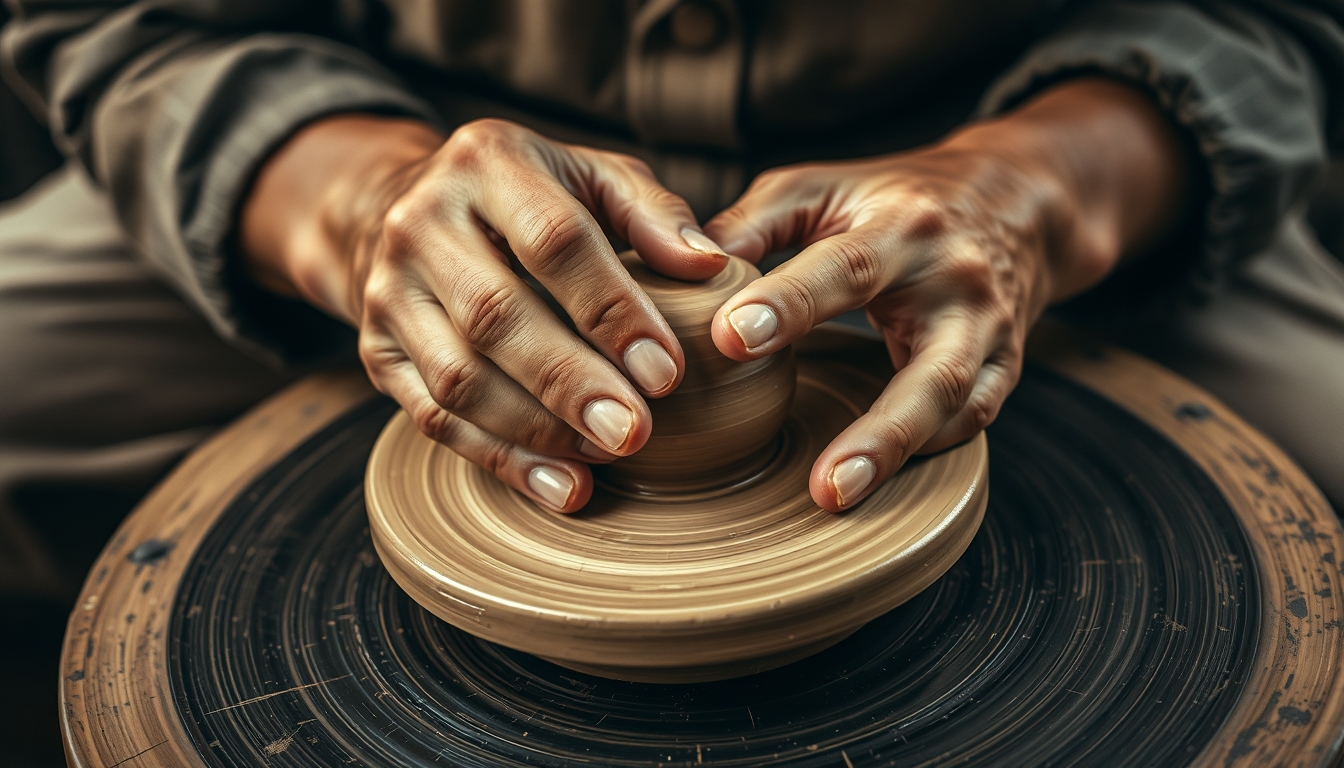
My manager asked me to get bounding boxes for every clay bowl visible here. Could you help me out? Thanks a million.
[366,256,989,683]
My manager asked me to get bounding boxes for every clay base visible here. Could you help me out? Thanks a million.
[366,328,989,681]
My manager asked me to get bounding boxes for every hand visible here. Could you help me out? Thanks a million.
[242,117,731,512]
[703,79,1188,511]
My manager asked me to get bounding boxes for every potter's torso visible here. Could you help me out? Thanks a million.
[364,0,1065,153]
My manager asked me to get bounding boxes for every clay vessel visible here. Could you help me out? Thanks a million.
[604,253,796,493]
[365,256,989,682]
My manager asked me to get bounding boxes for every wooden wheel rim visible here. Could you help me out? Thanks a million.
[58,326,1344,767]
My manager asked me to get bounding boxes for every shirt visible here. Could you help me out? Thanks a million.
[3,0,1342,364]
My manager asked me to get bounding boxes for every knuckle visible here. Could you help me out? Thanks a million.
[531,350,586,407]
[356,333,384,370]
[476,438,515,478]
[444,118,513,163]
[381,203,418,254]
[829,238,884,299]
[772,271,819,328]
[750,167,791,191]
[458,281,522,350]
[943,251,995,289]
[965,394,1001,433]
[750,164,829,199]
[513,409,563,452]
[381,195,440,257]
[359,284,394,325]
[423,355,480,414]
[410,402,459,444]
[357,345,387,387]
[926,355,977,414]
[356,328,400,372]
[874,418,919,463]
[573,290,639,338]
[902,201,952,240]
[518,206,591,274]
[986,308,1016,338]
[941,257,999,309]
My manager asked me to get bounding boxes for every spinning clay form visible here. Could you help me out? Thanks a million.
[365,253,989,682]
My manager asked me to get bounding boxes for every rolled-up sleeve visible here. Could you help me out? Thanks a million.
[1,1,442,365]
[978,0,1344,297]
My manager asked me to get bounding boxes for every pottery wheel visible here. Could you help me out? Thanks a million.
[60,329,1344,767]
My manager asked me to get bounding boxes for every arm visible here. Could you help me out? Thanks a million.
[979,0,1342,292]
[706,0,1344,511]
[0,0,440,362]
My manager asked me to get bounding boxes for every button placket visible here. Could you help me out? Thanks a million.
[669,1,722,50]
[625,0,744,151]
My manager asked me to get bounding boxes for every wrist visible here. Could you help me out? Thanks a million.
[943,78,1188,302]
[240,115,444,324]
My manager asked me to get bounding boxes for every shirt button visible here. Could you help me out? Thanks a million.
[669,1,721,50]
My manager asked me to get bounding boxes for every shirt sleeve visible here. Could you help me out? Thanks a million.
[978,0,1344,298]
[1,1,443,367]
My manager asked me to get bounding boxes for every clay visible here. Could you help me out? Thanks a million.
[365,255,989,682]
[603,253,796,493]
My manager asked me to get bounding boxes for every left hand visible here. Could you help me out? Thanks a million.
[703,78,1188,511]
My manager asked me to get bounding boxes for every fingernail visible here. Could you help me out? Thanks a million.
[528,466,574,510]
[680,227,728,257]
[584,398,634,451]
[832,456,876,508]
[579,438,611,460]
[727,304,778,349]
[624,338,678,394]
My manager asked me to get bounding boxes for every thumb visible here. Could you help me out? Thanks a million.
[576,148,730,281]
[703,167,822,263]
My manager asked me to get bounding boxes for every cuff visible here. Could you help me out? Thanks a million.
[978,1,1329,298]
[105,34,443,368]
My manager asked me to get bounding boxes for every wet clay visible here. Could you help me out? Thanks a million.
[365,255,989,682]
[600,253,797,493]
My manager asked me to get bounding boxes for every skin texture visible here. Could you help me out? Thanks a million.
[241,78,1187,513]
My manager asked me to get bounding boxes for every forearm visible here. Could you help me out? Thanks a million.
[5,1,444,365]
[240,115,446,324]
[944,78,1190,301]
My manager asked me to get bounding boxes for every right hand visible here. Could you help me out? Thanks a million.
[241,116,729,512]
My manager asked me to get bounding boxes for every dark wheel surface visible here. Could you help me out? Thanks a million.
[171,367,1257,767]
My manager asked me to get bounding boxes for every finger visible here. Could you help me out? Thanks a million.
[809,316,988,512]
[918,351,1021,454]
[712,227,898,361]
[472,163,687,399]
[413,224,654,456]
[375,289,605,460]
[569,147,730,279]
[702,166,838,262]
[362,341,594,513]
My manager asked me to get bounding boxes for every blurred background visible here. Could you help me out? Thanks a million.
[1,9,102,768]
